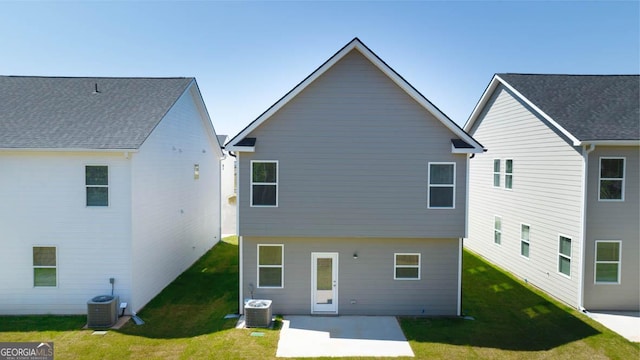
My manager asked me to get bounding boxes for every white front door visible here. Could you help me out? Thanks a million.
[311,252,338,313]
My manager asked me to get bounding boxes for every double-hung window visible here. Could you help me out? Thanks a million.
[428,162,455,208]
[257,244,283,288]
[33,246,57,287]
[505,159,513,189]
[599,158,624,201]
[494,216,502,245]
[595,241,621,284]
[86,166,108,206]
[251,161,278,207]
[520,224,530,258]
[493,159,501,187]
[394,253,421,280]
[558,236,572,277]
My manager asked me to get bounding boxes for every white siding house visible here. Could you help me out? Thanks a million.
[0,76,223,315]
[227,38,484,316]
[218,135,238,236]
[465,74,639,311]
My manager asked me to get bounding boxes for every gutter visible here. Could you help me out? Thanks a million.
[577,143,596,310]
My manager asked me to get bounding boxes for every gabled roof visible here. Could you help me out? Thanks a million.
[227,38,484,153]
[465,74,640,146]
[0,76,194,150]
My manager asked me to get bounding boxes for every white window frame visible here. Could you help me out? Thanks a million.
[194,164,200,180]
[257,244,284,289]
[250,160,279,207]
[599,157,625,201]
[33,246,57,288]
[493,159,501,188]
[494,216,502,245]
[594,240,622,284]
[394,253,421,280]
[85,165,109,207]
[427,162,456,209]
[505,159,513,190]
[520,223,530,258]
[558,235,572,278]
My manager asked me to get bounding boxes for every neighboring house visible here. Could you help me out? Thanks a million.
[0,76,223,315]
[226,38,484,316]
[464,74,639,311]
[218,134,238,236]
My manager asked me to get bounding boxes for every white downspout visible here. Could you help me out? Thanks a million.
[236,153,244,315]
[577,143,595,311]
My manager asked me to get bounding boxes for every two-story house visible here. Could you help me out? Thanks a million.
[465,74,639,311]
[0,76,223,314]
[226,38,484,316]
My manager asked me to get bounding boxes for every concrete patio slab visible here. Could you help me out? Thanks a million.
[586,311,640,343]
[276,316,414,358]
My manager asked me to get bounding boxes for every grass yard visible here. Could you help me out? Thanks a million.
[0,236,638,359]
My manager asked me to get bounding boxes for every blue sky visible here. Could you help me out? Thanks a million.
[1,1,638,137]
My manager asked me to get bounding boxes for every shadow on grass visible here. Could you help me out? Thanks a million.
[117,239,241,339]
[0,315,86,332]
[400,250,599,351]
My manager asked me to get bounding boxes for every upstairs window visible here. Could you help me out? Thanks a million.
[33,246,57,287]
[599,158,624,201]
[505,159,513,189]
[493,159,501,187]
[86,166,108,206]
[428,163,455,209]
[251,161,278,207]
[194,164,200,180]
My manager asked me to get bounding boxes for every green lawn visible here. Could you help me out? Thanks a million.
[0,237,638,359]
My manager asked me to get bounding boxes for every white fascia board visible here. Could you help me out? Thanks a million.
[464,75,501,133]
[225,146,255,153]
[581,140,640,146]
[228,40,361,148]
[495,75,582,146]
[188,80,225,159]
[451,143,484,154]
[228,38,483,152]
[355,45,483,152]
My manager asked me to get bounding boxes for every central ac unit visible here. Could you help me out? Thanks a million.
[87,295,118,328]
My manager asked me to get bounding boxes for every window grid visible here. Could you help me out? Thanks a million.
[595,240,621,284]
[394,253,421,280]
[493,159,501,187]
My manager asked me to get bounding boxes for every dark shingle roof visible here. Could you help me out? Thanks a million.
[0,76,193,149]
[497,74,639,141]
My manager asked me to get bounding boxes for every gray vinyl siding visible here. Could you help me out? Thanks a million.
[583,146,640,310]
[238,50,467,238]
[243,236,459,316]
[466,85,584,308]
